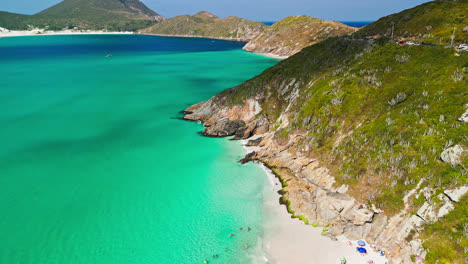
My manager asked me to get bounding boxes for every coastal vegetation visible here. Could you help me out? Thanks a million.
[184,1,468,262]
[221,36,467,213]
[421,194,467,263]
[0,0,163,31]
[2,0,466,262]
[141,11,266,41]
[355,0,468,45]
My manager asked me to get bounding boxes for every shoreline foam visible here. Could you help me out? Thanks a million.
[0,29,134,38]
[241,136,388,264]
[249,52,289,60]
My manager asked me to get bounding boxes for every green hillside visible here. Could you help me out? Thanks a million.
[0,0,164,31]
[355,0,468,45]
[212,35,468,263]
[187,3,468,262]
[0,11,30,29]
[141,11,267,41]
[222,37,467,208]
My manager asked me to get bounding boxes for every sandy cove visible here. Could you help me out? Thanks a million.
[0,28,134,38]
[251,52,288,60]
[182,98,427,263]
[241,136,388,264]
[0,29,289,59]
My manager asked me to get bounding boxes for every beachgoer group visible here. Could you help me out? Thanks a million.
[202,226,253,262]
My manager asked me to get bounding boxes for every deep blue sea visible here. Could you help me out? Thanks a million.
[339,21,373,28]
[262,21,372,27]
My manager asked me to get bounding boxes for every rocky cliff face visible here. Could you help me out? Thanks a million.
[243,15,355,57]
[141,11,267,41]
[183,35,468,263]
[183,92,467,264]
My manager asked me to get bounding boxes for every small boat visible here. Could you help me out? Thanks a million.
[106,54,112,57]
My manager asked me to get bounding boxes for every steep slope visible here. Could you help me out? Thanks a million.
[141,11,267,41]
[0,0,164,31]
[243,15,355,57]
[0,11,30,30]
[183,4,468,262]
[185,36,468,264]
[355,0,468,45]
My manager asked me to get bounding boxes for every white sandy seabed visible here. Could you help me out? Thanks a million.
[0,28,134,38]
[241,137,389,264]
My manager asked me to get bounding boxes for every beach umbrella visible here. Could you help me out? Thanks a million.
[357,247,367,253]
[357,240,366,246]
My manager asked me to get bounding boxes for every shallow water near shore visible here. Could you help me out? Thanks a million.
[0,35,279,264]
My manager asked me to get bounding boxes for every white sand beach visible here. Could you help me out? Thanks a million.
[0,27,133,38]
[254,52,289,60]
[242,137,388,264]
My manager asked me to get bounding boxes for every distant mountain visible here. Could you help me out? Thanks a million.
[0,0,164,31]
[243,15,355,57]
[355,0,468,44]
[141,11,267,41]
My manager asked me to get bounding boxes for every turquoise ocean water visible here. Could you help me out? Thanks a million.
[0,35,278,264]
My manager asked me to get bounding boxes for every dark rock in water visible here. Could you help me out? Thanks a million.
[232,126,248,140]
[203,120,246,137]
[180,109,194,114]
[239,151,256,164]
[246,137,263,146]
[224,120,246,134]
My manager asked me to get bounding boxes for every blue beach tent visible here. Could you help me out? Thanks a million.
[357,240,366,246]
[357,247,367,253]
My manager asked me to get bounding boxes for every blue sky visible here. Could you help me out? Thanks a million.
[1,0,431,21]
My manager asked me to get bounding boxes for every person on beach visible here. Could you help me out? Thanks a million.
[340,256,347,264]
[348,241,352,246]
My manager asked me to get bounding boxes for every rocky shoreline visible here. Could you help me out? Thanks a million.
[183,97,467,263]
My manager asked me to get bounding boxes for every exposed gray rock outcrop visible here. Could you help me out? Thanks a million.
[409,239,427,259]
[444,186,468,202]
[440,145,464,166]
[417,202,436,223]
[458,105,468,122]
[204,119,245,137]
[246,137,263,146]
